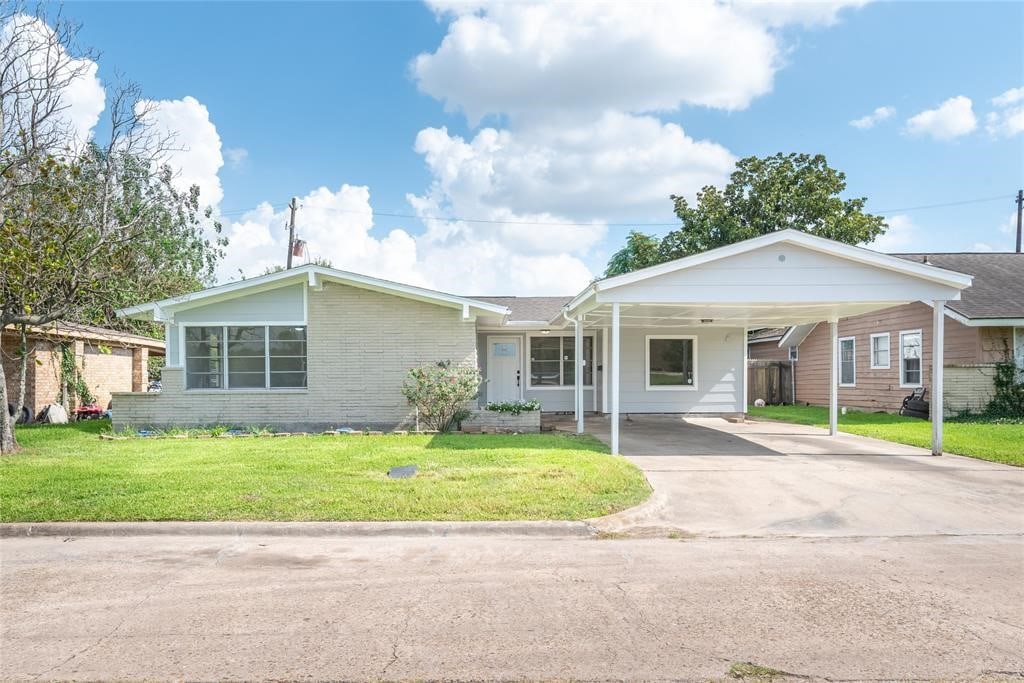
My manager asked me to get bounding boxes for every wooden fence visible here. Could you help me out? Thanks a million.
[747,360,794,405]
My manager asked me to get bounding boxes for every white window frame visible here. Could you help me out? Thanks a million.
[788,345,798,361]
[645,334,698,392]
[526,333,595,390]
[182,323,308,392]
[899,329,923,388]
[870,332,891,370]
[838,336,856,387]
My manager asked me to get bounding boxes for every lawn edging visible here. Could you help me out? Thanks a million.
[0,520,597,539]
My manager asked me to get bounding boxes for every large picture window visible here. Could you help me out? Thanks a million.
[839,337,856,386]
[529,335,593,387]
[646,335,697,390]
[185,325,307,390]
[900,330,922,387]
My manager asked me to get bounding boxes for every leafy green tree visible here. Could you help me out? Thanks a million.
[603,153,888,276]
[604,230,663,277]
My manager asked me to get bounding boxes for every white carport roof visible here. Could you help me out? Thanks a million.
[117,264,510,322]
[561,230,973,327]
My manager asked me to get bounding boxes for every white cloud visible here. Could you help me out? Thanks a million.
[412,111,735,227]
[849,105,895,130]
[137,96,224,207]
[866,214,916,252]
[731,0,871,28]
[218,183,595,296]
[414,1,835,123]
[985,86,1024,138]
[0,15,106,149]
[991,86,1024,107]
[224,147,249,168]
[905,96,977,140]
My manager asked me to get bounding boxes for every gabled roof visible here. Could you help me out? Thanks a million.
[471,296,573,324]
[892,253,1024,321]
[117,264,510,321]
[565,229,973,314]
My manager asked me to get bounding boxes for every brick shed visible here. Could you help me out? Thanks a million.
[2,322,165,420]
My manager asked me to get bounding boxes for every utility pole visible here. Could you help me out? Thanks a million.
[1015,189,1022,254]
[286,197,299,269]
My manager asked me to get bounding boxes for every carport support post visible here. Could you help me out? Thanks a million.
[932,300,946,455]
[829,320,839,436]
[611,303,621,455]
[575,317,584,434]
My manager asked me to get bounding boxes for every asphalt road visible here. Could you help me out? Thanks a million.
[2,533,1022,681]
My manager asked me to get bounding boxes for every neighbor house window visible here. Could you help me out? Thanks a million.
[870,333,890,369]
[839,337,855,386]
[900,330,922,387]
[529,335,593,387]
[185,325,307,390]
[646,335,697,390]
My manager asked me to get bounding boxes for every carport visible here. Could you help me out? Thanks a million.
[558,230,973,456]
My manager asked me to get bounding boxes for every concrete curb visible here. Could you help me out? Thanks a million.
[0,520,597,539]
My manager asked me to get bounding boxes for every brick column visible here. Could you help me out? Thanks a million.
[132,347,149,392]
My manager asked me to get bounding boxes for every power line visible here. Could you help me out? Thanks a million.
[213,193,1015,226]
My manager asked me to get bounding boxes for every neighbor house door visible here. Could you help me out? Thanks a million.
[486,337,521,404]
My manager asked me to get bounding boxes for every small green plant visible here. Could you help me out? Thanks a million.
[728,662,788,681]
[58,344,95,406]
[401,361,482,432]
[486,399,541,415]
[209,425,229,437]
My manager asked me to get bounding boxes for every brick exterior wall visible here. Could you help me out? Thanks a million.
[80,343,134,409]
[462,409,541,433]
[112,281,478,431]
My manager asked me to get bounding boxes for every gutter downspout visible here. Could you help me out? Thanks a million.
[562,310,584,434]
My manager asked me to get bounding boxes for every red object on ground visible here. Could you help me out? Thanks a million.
[74,404,105,420]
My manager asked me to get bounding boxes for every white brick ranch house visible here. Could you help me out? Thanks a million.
[115,230,972,454]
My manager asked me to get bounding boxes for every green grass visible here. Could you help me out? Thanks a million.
[0,421,651,522]
[748,404,1024,466]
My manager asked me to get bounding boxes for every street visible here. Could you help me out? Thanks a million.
[2,533,1022,681]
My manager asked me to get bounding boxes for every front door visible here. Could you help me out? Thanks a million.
[487,337,521,404]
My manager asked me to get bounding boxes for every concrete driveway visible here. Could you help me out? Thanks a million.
[563,415,1024,538]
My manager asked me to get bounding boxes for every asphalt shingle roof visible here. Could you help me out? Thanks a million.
[892,253,1024,320]
[470,296,573,323]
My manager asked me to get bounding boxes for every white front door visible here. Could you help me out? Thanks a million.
[486,336,521,403]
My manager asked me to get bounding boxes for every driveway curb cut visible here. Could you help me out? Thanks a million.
[0,521,597,539]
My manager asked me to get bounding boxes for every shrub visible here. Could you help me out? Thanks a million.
[486,399,541,415]
[401,361,482,432]
[985,361,1024,419]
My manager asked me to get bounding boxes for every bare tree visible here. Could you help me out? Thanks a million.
[0,3,224,452]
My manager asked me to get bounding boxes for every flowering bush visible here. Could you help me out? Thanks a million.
[485,399,541,415]
[401,361,482,432]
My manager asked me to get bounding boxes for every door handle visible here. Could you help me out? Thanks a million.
[516,369,521,387]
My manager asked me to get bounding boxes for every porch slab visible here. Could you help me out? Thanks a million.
[550,414,1024,539]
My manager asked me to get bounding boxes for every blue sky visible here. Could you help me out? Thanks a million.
[58,1,1023,294]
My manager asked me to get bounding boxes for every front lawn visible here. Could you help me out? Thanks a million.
[0,421,651,522]
[748,405,1023,466]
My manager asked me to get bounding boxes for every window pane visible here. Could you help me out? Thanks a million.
[583,337,594,385]
[270,356,307,372]
[227,326,266,389]
[840,339,855,384]
[268,326,306,388]
[185,326,223,389]
[531,337,561,385]
[229,372,266,389]
[649,338,694,386]
[902,333,922,385]
[872,336,889,367]
[270,371,307,388]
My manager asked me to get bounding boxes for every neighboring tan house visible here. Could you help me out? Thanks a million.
[749,253,1024,416]
[2,322,165,421]
[112,230,974,456]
